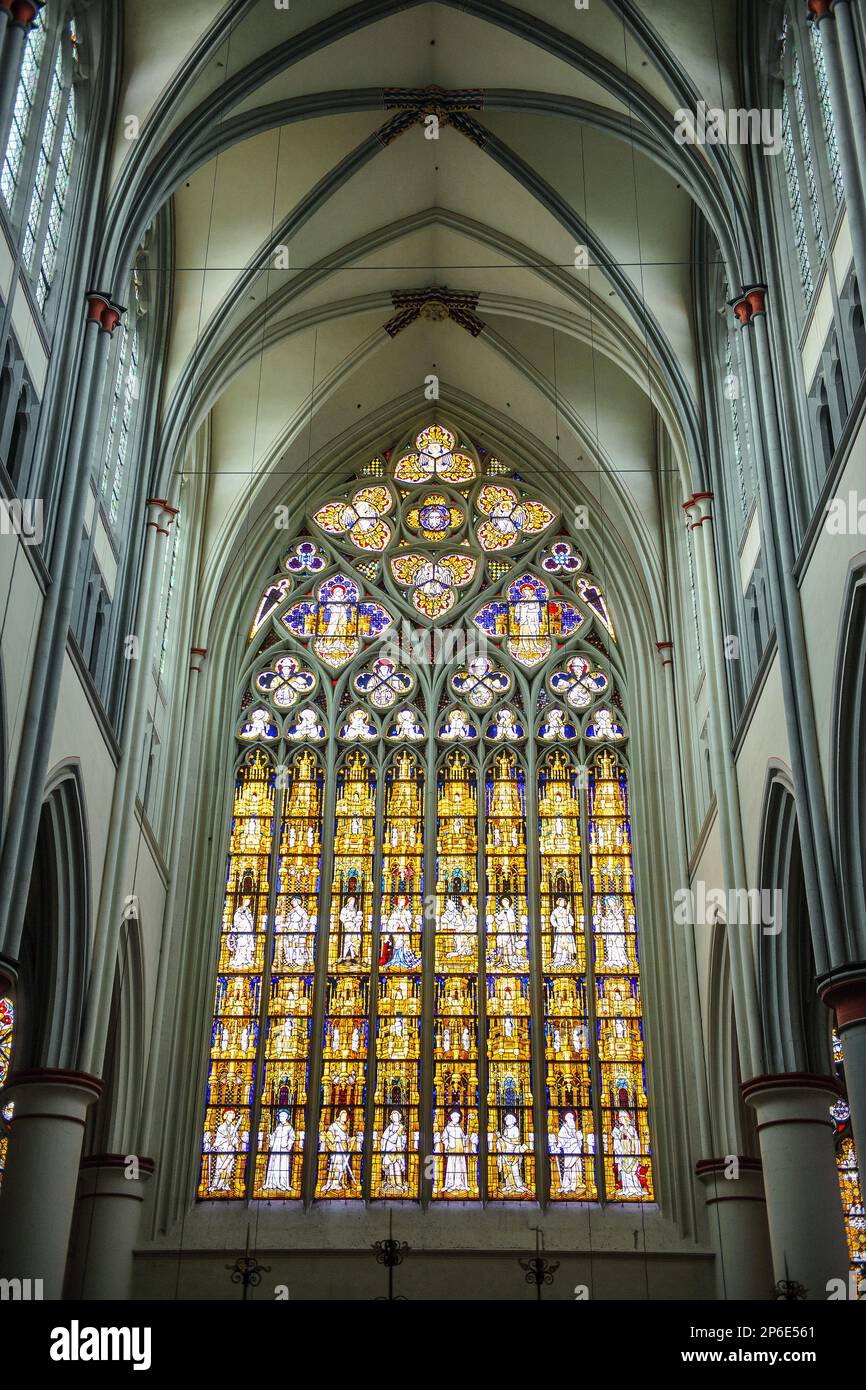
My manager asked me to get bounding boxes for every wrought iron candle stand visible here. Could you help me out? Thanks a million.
[227,1230,271,1300]
[519,1227,560,1301]
[372,1211,410,1300]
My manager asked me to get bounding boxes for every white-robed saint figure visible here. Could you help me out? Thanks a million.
[339,894,363,962]
[496,1113,528,1194]
[494,895,525,968]
[600,893,630,969]
[322,1109,356,1192]
[380,1110,408,1192]
[555,1111,584,1195]
[440,1110,471,1193]
[227,898,256,968]
[261,1108,297,1193]
[208,1108,244,1192]
[611,1110,643,1197]
[550,897,578,967]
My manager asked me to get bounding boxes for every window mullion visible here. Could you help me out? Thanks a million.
[301,724,338,1208]
[525,717,548,1208]
[477,748,490,1203]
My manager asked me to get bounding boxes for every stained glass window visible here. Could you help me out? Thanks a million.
[832,1030,866,1282]
[4,14,78,311]
[100,315,141,526]
[808,20,844,209]
[1,9,47,207]
[198,424,654,1205]
[0,995,14,1189]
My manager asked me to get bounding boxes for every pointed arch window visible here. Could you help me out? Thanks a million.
[0,7,47,208]
[197,426,654,1205]
[2,11,79,313]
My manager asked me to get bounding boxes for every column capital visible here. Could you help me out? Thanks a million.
[742,284,768,317]
[806,0,834,19]
[695,1154,763,1177]
[655,639,673,668]
[729,285,768,323]
[818,962,866,1028]
[85,291,126,334]
[80,1151,156,1177]
[682,490,714,528]
[6,2,44,29]
[3,1067,103,1114]
[145,497,178,536]
[189,646,208,675]
[741,1070,842,1106]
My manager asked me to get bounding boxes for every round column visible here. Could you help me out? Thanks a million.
[696,1156,773,1299]
[0,1068,102,1298]
[66,1154,155,1300]
[743,1072,849,1298]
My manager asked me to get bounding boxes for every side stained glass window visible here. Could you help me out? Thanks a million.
[832,1029,866,1282]
[0,995,14,1188]
[1,9,47,207]
[196,424,654,1205]
[3,14,79,311]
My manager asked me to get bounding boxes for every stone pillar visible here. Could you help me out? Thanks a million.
[819,965,866,1178]
[806,2,866,298]
[0,3,43,159]
[0,1068,101,1299]
[743,1073,849,1297]
[696,1157,774,1300]
[66,1154,155,1300]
